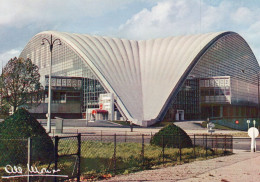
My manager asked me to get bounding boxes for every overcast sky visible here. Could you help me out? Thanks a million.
[1,0,260,67]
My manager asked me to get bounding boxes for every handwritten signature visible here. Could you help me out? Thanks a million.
[2,164,68,178]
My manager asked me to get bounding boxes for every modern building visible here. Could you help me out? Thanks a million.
[20,31,259,126]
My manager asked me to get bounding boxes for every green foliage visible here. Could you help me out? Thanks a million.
[150,124,193,148]
[1,57,43,112]
[0,108,54,165]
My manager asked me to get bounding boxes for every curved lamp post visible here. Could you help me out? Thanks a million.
[241,68,260,121]
[41,35,61,133]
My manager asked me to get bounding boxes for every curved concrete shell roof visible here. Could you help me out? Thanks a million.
[23,31,253,126]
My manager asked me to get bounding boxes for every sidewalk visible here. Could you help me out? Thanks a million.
[104,150,260,182]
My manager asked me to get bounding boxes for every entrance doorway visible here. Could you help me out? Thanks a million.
[176,110,184,121]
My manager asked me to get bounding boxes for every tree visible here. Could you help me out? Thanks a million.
[0,108,54,165]
[150,124,193,148]
[0,57,43,112]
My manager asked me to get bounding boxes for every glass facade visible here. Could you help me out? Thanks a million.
[20,34,106,116]
[164,33,259,121]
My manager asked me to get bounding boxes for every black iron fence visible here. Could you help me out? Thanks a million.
[56,133,232,181]
[0,134,232,181]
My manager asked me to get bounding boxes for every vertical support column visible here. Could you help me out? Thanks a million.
[220,105,223,118]
[77,134,81,182]
[113,134,116,175]
[211,135,214,149]
[179,133,182,162]
[205,135,208,159]
[193,134,196,158]
[142,134,144,166]
[215,135,218,152]
[231,136,233,153]
[54,136,59,182]
[47,37,53,134]
[110,93,114,121]
[224,135,227,154]
[162,135,165,164]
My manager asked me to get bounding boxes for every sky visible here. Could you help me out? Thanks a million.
[1,0,260,67]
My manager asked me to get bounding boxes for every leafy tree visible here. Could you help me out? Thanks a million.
[0,57,43,112]
[0,72,10,118]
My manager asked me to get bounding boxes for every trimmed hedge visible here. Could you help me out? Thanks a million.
[150,124,193,148]
[0,108,54,165]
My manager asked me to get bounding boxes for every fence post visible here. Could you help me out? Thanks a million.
[113,134,117,175]
[205,135,208,159]
[54,136,59,182]
[125,131,127,143]
[231,136,233,153]
[162,135,165,164]
[224,135,227,154]
[202,134,204,146]
[211,135,213,149]
[179,133,182,162]
[193,134,196,159]
[77,134,81,182]
[27,137,32,182]
[142,134,144,166]
[101,130,102,142]
[215,135,218,152]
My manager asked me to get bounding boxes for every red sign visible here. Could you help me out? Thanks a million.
[99,103,103,110]
[235,120,239,124]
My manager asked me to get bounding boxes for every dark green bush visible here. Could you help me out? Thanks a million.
[150,124,193,148]
[0,108,54,165]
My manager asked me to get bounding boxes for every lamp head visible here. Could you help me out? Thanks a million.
[41,41,45,45]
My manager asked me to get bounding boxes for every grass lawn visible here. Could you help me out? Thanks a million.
[201,121,234,130]
[56,140,230,180]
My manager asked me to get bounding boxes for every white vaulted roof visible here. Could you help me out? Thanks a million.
[27,31,234,125]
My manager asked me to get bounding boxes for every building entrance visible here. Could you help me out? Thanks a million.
[176,110,184,121]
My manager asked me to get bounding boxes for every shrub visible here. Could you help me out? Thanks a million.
[0,108,54,165]
[150,124,193,148]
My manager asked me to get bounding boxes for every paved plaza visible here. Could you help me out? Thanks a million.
[105,150,260,182]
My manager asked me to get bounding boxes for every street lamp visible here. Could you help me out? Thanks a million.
[241,68,260,121]
[41,35,61,133]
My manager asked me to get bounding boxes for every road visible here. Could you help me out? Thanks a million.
[233,138,260,150]
[3,118,259,151]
